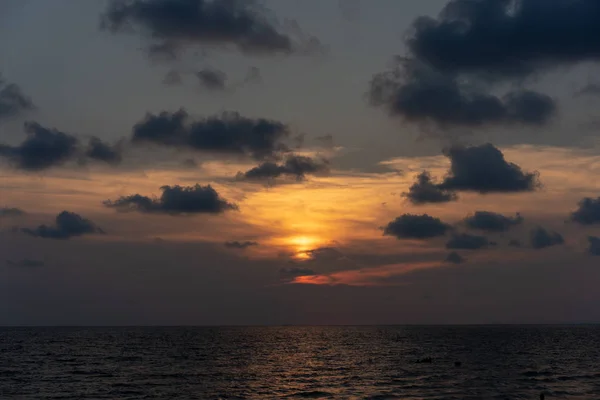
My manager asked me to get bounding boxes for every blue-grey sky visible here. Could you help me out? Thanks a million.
[1,0,600,325]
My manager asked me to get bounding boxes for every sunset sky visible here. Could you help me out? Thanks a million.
[2,0,600,325]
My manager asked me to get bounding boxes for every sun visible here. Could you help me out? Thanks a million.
[284,235,323,259]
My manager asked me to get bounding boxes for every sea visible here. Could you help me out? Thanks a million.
[1,326,599,399]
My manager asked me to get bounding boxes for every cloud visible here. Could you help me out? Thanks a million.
[101,0,323,59]
[369,60,556,129]
[21,211,104,240]
[0,207,26,217]
[445,251,464,264]
[588,236,600,256]
[196,68,227,91]
[464,211,523,232]
[530,227,564,250]
[85,137,122,164]
[508,239,522,247]
[236,155,329,182]
[131,109,290,160]
[446,233,489,250]
[439,143,541,193]
[402,171,457,204]
[104,184,238,215]
[575,83,600,97]
[280,267,316,277]
[6,259,44,267]
[383,214,450,239]
[224,240,258,249]
[0,122,78,170]
[406,0,600,81]
[0,75,34,119]
[163,70,183,85]
[571,197,600,225]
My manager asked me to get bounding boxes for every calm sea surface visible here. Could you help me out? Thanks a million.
[1,326,599,399]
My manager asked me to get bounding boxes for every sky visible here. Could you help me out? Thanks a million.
[1,0,600,325]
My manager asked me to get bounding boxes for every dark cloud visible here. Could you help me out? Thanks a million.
[575,83,600,97]
[86,137,122,164]
[383,214,450,240]
[588,236,600,256]
[530,227,564,249]
[6,259,44,267]
[224,240,258,249]
[0,207,26,217]
[131,109,290,160]
[439,143,541,193]
[445,251,464,264]
[369,60,556,129]
[182,158,199,168]
[508,239,523,247]
[196,68,227,91]
[0,122,79,171]
[163,70,183,85]
[406,0,600,81]
[446,232,489,250]
[304,247,346,262]
[464,211,523,232]
[236,155,329,182]
[571,197,600,225]
[21,211,104,240]
[403,171,457,204]
[0,75,34,119]
[101,0,322,58]
[280,267,316,277]
[104,184,238,215]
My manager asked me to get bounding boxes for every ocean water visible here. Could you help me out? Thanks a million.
[1,326,599,399]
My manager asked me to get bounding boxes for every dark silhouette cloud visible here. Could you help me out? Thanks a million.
[446,232,489,250]
[131,109,290,160]
[439,143,541,193]
[0,122,79,170]
[101,0,322,58]
[196,68,227,91]
[369,60,556,129]
[237,155,329,182]
[403,171,457,204]
[224,240,258,249]
[571,197,600,225]
[0,207,26,217]
[383,214,450,239]
[508,239,522,247]
[22,211,104,240]
[104,184,238,215]
[445,251,464,264]
[6,259,44,267]
[464,211,523,232]
[86,137,122,164]
[575,83,600,97]
[530,227,564,249]
[588,236,600,256]
[0,75,34,119]
[280,267,316,276]
[406,0,600,81]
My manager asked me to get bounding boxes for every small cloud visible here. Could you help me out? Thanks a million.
[0,207,26,217]
[464,211,523,232]
[280,267,316,277]
[571,197,600,225]
[236,155,329,183]
[383,214,450,239]
[163,70,182,86]
[224,241,258,250]
[588,236,600,256]
[104,184,238,215]
[575,83,600,97]
[182,158,199,168]
[446,233,489,250]
[21,211,104,240]
[530,227,564,250]
[439,144,541,193]
[0,75,35,119]
[85,137,122,165]
[403,171,457,205]
[6,259,44,267]
[196,68,227,91]
[508,239,522,247]
[445,251,464,264]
